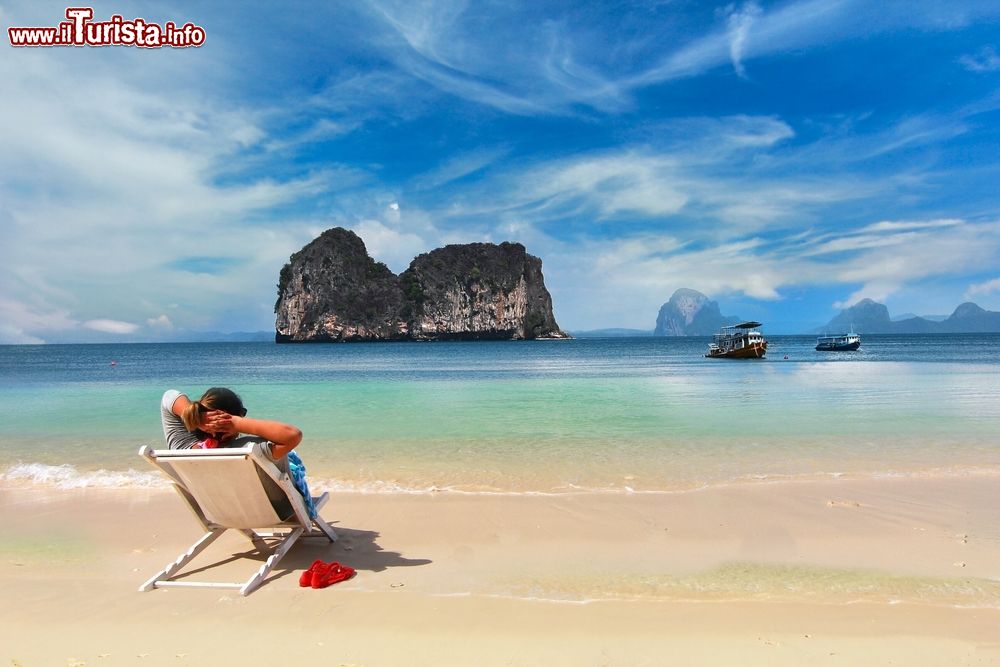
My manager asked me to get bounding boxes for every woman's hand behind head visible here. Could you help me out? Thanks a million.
[201,410,239,439]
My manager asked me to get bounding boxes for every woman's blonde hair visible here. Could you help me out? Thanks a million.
[181,387,247,435]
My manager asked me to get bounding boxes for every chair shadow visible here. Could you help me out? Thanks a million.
[174,521,432,588]
[291,525,432,572]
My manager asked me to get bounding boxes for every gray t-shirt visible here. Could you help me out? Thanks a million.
[161,389,199,449]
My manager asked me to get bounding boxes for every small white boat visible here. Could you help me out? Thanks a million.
[815,331,861,351]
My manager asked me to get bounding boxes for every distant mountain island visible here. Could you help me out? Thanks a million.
[819,299,1000,334]
[653,288,740,336]
[648,291,1000,336]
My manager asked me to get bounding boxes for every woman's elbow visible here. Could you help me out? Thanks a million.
[270,427,302,460]
[285,426,303,448]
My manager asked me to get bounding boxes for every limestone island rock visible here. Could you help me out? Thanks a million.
[653,288,740,336]
[275,227,569,342]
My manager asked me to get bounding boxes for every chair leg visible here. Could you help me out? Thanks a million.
[139,529,225,592]
[239,529,271,552]
[240,527,305,596]
[309,493,337,542]
[312,514,338,542]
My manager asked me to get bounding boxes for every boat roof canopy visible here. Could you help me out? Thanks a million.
[731,321,762,329]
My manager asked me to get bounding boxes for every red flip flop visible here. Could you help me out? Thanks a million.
[299,559,325,587]
[312,561,355,588]
[309,561,335,588]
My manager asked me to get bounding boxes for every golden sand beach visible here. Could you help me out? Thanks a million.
[2,474,999,665]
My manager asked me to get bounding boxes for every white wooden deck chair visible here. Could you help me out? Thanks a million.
[138,442,337,596]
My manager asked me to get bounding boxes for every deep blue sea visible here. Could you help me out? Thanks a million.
[1,335,999,493]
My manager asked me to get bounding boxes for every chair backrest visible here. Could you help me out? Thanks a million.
[139,442,308,530]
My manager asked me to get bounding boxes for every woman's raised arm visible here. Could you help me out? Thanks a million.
[229,415,302,459]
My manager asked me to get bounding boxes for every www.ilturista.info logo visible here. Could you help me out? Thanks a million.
[8,7,205,48]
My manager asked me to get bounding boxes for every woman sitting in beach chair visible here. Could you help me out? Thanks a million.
[161,387,300,457]
[160,387,317,518]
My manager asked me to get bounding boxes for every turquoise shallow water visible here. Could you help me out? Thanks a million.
[1,335,999,492]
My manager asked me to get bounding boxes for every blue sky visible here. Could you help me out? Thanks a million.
[2,0,1000,341]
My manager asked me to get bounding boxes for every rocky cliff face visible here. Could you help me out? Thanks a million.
[400,242,565,340]
[654,288,739,336]
[275,228,567,342]
[274,228,407,342]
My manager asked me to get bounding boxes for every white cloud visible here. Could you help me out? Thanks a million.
[860,218,964,233]
[725,2,763,78]
[361,0,653,115]
[411,148,509,191]
[308,69,437,126]
[803,231,923,256]
[822,220,1000,307]
[965,277,1000,299]
[352,0,1000,118]
[0,325,44,345]
[802,219,968,259]
[83,319,140,335]
[0,297,61,342]
[286,118,350,145]
[385,202,401,224]
[719,116,795,148]
[959,46,1000,72]
[349,219,432,272]
[0,297,78,333]
[0,27,351,338]
[833,283,897,310]
[430,114,874,234]
[147,315,174,329]
[629,0,848,88]
[534,153,688,218]
[534,232,791,329]
[535,217,1000,329]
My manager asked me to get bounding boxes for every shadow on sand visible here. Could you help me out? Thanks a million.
[174,522,432,590]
